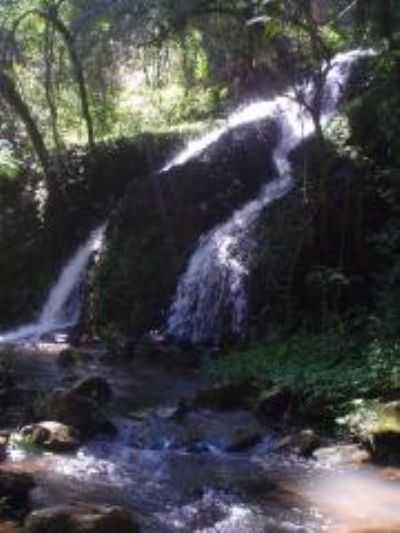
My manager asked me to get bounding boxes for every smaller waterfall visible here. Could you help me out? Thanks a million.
[0,224,105,344]
[166,49,374,344]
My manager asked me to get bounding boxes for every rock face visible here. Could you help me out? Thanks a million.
[16,422,80,452]
[24,504,140,533]
[93,119,278,335]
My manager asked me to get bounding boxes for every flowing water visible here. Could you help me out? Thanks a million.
[166,49,374,344]
[3,48,398,533]
[3,346,400,533]
[0,224,105,344]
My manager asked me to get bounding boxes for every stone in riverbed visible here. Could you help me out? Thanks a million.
[274,429,321,457]
[16,422,80,452]
[24,504,140,533]
[43,389,115,438]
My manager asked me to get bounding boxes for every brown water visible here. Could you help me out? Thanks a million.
[3,344,400,532]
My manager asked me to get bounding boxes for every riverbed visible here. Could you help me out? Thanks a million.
[2,343,400,532]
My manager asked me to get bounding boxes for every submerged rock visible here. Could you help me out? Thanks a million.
[16,422,80,452]
[24,504,140,533]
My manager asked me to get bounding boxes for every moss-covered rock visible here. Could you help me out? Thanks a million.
[15,422,80,453]
[93,119,278,335]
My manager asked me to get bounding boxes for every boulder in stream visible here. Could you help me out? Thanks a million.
[43,389,115,438]
[24,504,140,533]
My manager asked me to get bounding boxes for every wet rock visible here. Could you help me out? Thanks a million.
[24,504,140,533]
[193,382,257,411]
[16,422,80,452]
[313,444,371,466]
[254,386,294,421]
[72,376,111,405]
[94,118,278,337]
[0,470,35,514]
[274,429,321,457]
[44,389,115,437]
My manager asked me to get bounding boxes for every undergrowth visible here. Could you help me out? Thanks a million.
[206,333,400,415]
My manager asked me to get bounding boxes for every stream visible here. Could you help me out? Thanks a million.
[2,343,400,533]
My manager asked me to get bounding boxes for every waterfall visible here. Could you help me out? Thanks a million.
[166,49,374,344]
[0,224,105,344]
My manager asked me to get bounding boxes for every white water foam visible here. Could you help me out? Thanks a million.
[166,49,374,343]
[0,224,105,344]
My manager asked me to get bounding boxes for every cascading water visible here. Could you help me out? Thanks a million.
[0,224,105,344]
[166,49,374,344]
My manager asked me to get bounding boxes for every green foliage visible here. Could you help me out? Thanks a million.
[320,25,348,51]
[0,141,19,178]
[206,334,400,413]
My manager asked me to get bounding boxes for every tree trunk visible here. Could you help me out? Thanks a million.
[47,12,95,150]
[44,21,63,151]
[0,69,49,173]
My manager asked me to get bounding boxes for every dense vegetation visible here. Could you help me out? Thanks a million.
[1,0,400,421]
